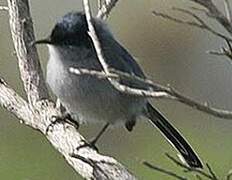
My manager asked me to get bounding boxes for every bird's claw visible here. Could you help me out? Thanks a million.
[46,114,79,134]
[76,139,99,152]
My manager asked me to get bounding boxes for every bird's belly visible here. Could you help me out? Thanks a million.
[47,69,146,124]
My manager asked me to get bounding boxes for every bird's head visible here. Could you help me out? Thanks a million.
[35,11,92,47]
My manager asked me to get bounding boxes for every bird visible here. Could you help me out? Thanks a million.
[34,11,203,168]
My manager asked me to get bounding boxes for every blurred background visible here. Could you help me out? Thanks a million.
[1,0,232,179]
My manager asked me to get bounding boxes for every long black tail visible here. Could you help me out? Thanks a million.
[145,103,203,168]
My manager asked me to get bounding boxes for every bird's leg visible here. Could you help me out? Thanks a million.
[76,123,110,152]
[89,122,110,145]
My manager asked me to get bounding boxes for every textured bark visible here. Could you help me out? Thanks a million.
[0,0,137,179]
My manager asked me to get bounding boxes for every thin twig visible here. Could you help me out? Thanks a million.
[97,0,103,10]
[83,0,111,74]
[153,1,232,63]
[166,153,217,179]
[190,6,208,14]
[207,39,232,60]
[226,39,232,52]
[189,0,232,35]
[152,8,232,42]
[83,0,147,103]
[143,161,187,180]
[224,0,232,23]
[97,0,119,19]
[207,49,226,56]
[70,67,232,120]
[82,4,232,120]
[0,6,8,11]
[174,7,232,41]
[206,163,218,180]
[208,48,232,59]
[144,153,221,179]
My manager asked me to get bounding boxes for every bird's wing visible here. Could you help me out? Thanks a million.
[99,36,148,89]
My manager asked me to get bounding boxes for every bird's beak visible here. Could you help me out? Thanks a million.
[33,37,52,45]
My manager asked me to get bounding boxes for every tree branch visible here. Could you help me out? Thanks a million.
[143,161,187,180]
[207,38,232,61]
[97,0,119,19]
[70,67,232,120]
[0,6,8,11]
[83,0,138,102]
[0,77,30,122]
[146,0,232,179]
[1,0,137,179]
[144,153,219,180]
[152,8,232,42]
[3,0,232,178]
[0,76,136,179]
[7,0,49,105]
[152,1,232,64]
[84,0,232,123]
[224,0,232,23]
[189,0,232,35]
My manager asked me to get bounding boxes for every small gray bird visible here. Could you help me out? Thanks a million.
[35,11,202,168]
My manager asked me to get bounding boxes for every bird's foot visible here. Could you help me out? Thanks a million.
[76,138,99,152]
[76,123,110,152]
[46,113,79,134]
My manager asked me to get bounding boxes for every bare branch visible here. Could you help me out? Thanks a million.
[69,67,119,79]
[0,6,8,11]
[0,77,31,122]
[207,49,226,56]
[224,0,232,22]
[70,67,232,120]
[46,120,136,180]
[189,0,232,35]
[143,161,187,180]
[83,0,140,102]
[0,76,136,179]
[153,1,232,63]
[152,8,204,28]
[97,0,119,19]
[166,153,218,180]
[207,39,232,61]
[1,0,137,179]
[189,6,208,14]
[85,0,232,122]
[152,8,232,42]
[206,163,219,180]
[7,0,49,105]
[144,153,220,180]
[174,7,232,41]
[83,0,112,74]
[207,46,232,60]
[98,0,103,10]
[4,0,232,178]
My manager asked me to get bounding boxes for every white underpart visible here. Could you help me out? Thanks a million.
[46,45,146,125]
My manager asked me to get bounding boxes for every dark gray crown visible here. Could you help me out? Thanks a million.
[50,11,92,47]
